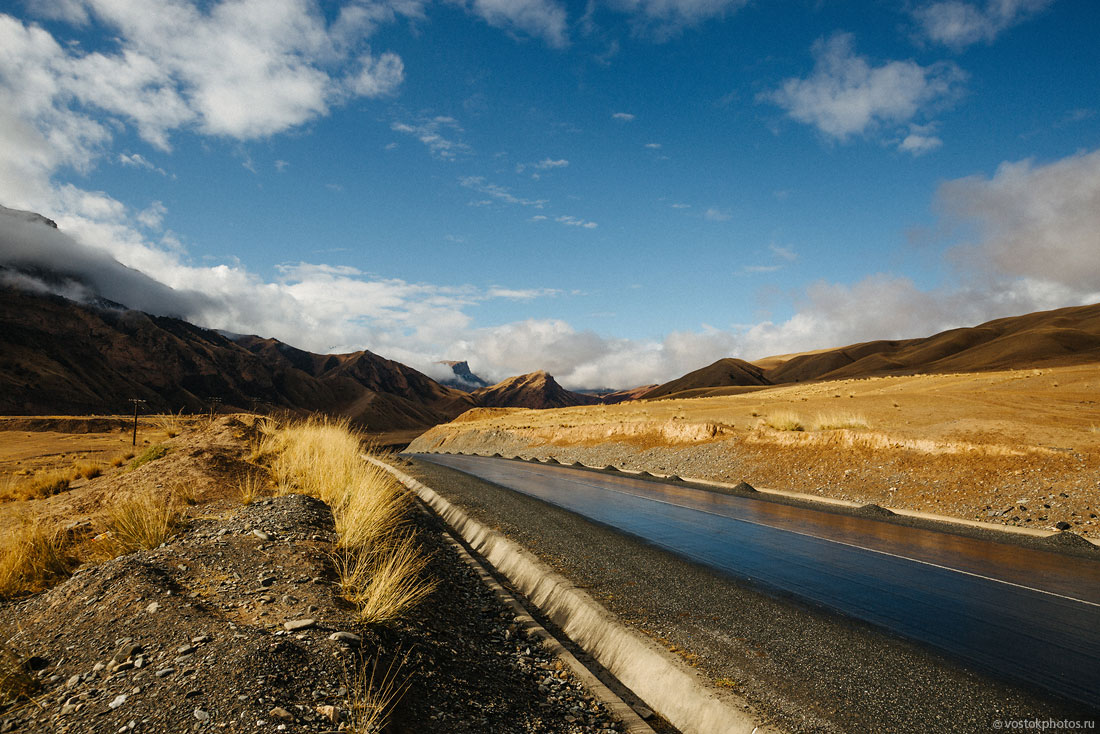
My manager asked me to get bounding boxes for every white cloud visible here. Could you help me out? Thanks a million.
[940,148,1100,293]
[136,200,167,229]
[742,265,782,274]
[0,2,410,216]
[555,215,598,229]
[765,33,964,142]
[645,142,662,149]
[912,0,1053,49]
[898,123,943,155]
[670,202,690,209]
[608,0,750,40]
[459,176,547,207]
[346,50,405,97]
[535,157,569,169]
[704,207,730,221]
[391,117,471,159]
[612,112,635,121]
[769,244,797,262]
[118,152,168,176]
[486,286,562,300]
[462,0,569,48]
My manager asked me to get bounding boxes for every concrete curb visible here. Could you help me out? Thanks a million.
[366,455,775,734]
[438,528,657,734]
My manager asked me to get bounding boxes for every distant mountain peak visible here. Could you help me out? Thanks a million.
[472,370,599,409]
[437,360,490,390]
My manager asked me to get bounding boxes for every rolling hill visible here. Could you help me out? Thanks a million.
[640,303,1100,400]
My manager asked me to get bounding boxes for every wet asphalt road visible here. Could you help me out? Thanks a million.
[414,453,1100,711]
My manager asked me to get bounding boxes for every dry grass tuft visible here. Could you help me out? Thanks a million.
[0,643,39,706]
[73,460,103,480]
[345,651,411,733]
[101,490,179,554]
[761,411,805,432]
[261,417,433,625]
[153,409,187,438]
[0,522,73,599]
[345,535,435,625]
[811,412,870,430]
[237,472,268,505]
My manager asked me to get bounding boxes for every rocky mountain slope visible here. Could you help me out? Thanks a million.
[0,287,474,431]
[472,371,601,410]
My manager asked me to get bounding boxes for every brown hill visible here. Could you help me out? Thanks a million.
[0,287,474,431]
[763,303,1100,384]
[472,371,601,410]
[599,384,660,404]
[641,358,770,400]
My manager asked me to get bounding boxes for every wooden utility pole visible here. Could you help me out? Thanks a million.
[128,398,147,446]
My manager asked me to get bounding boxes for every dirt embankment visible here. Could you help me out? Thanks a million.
[1,418,633,734]
[409,366,1100,540]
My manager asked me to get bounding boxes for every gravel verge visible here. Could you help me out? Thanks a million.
[1,492,631,733]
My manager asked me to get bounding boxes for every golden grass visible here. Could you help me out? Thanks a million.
[347,535,435,624]
[0,522,73,599]
[100,490,179,554]
[811,412,870,430]
[153,409,187,438]
[261,417,433,625]
[73,460,103,480]
[760,411,805,432]
[0,643,39,706]
[0,468,73,502]
[237,472,268,505]
[345,652,411,734]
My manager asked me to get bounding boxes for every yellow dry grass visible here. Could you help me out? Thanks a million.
[810,412,870,430]
[345,651,411,733]
[237,472,268,505]
[100,490,179,555]
[761,410,804,432]
[0,521,73,599]
[259,417,434,625]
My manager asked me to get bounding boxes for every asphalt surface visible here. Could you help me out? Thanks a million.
[407,454,1100,734]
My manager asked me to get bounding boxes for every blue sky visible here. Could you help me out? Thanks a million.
[1,0,1098,389]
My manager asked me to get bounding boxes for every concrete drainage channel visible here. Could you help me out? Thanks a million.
[366,455,775,734]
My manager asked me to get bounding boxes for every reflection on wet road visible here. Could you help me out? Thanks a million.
[414,453,1100,708]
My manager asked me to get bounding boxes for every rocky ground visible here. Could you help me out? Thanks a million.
[0,422,633,734]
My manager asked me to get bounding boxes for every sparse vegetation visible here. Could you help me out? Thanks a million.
[761,411,804,431]
[811,412,870,430]
[0,468,73,502]
[258,417,434,624]
[73,460,103,479]
[153,409,187,438]
[237,472,267,504]
[101,490,179,554]
[129,444,169,470]
[0,521,73,599]
[345,652,411,734]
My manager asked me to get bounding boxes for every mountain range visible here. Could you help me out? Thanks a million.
[3,204,1099,431]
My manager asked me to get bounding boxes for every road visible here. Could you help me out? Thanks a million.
[414,453,1100,710]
